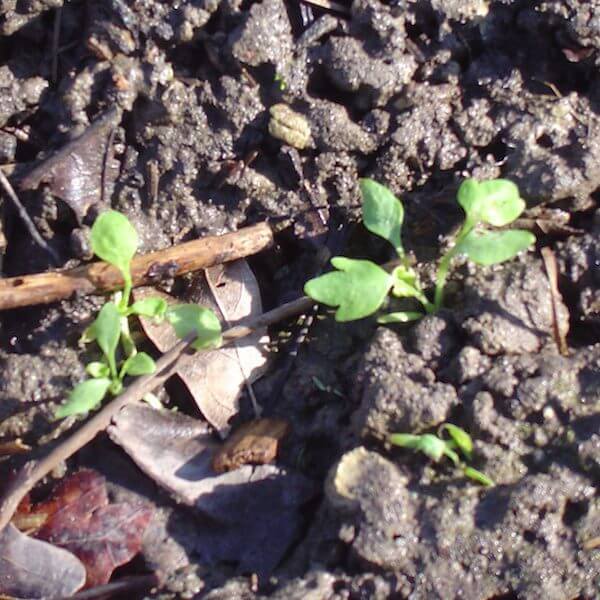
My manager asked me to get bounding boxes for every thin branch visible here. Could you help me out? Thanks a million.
[66,574,159,600]
[0,168,59,265]
[0,295,315,532]
[0,222,273,310]
[541,246,569,356]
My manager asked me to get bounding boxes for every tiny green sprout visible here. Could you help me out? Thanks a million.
[463,466,494,487]
[312,376,344,398]
[56,211,223,418]
[274,73,287,91]
[390,433,459,465]
[90,211,138,310]
[433,178,535,309]
[389,423,494,487]
[439,423,473,461]
[305,177,536,322]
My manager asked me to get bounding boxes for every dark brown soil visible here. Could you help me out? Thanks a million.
[1,0,599,598]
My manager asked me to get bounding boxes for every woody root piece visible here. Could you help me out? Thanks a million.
[0,222,273,311]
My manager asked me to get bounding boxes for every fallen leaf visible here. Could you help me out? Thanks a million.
[0,523,86,599]
[109,404,316,575]
[136,259,269,436]
[32,469,152,587]
[19,107,121,220]
[212,417,290,473]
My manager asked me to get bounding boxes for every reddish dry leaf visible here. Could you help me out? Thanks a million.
[31,469,152,587]
[0,523,86,599]
[136,259,269,436]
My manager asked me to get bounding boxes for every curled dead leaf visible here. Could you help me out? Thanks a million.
[19,107,121,221]
[136,259,269,436]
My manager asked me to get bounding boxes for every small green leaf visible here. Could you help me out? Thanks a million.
[416,434,447,461]
[389,433,422,449]
[55,378,111,418]
[167,304,223,349]
[80,325,96,345]
[85,361,110,379]
[457,179,525,226]
[360,178,404,255]
[464,466,494,486]
[304,257,393,322]
[90,210,138,281]
[377,311,423,324]
[456,229,535,266]
[89,302,121,375]
[122,352,156,377]
[439,423,473,460]
[128,297,168,319]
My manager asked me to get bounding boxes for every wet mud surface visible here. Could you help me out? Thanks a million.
[0,0,599,598]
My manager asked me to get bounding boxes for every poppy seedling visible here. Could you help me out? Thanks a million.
[56,211,222,418]
[389,423,494,487]
[304,177,535,322]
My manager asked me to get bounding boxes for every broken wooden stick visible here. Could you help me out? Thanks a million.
[0,295,315,532]
[0,222,273,311]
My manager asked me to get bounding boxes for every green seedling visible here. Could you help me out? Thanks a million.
[304,177,535,321]
[389,423,494,487]
[90,211,138,311]
[56,211,222,418]
[56,301,157,418]
[274,73,287,91]
[312,376,344,398]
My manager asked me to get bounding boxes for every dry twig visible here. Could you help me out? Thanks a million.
[0,168,59,264]
[0,222,273,310]
[541,246,569,356]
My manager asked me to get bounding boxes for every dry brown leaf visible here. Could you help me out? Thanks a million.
[108,404,316,575]
[0,523,86,599]
[212,418,290,473]
[19,107,120,221]
[136,259,269,436]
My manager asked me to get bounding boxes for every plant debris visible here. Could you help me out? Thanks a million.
[17,469,152,587]
[108,404,316,575]
[0,523,86,599]
[212,417,290,473]
[137,260,269,436]
[19,107,121,221]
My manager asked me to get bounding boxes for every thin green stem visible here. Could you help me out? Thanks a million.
[119,315,136,358]
[418,292,436,315]
[120,275,133,311]
[433,218,476,311]
[106,352,118,382]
